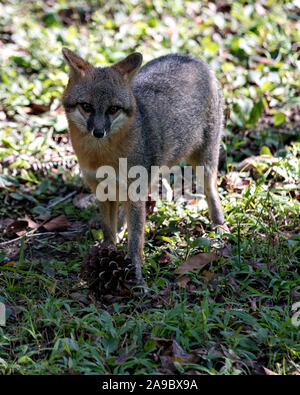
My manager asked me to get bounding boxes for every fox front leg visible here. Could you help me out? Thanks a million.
[124,200,146,283]
[98,201,118,246]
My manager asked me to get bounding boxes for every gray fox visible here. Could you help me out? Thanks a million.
[62,48,228,283]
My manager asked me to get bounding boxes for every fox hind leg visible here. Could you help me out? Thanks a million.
[203,166,227,230]
[189,148,228,233]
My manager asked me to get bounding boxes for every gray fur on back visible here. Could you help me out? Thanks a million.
[131,54,223,170]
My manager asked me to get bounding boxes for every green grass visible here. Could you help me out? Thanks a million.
[0,0,299,375]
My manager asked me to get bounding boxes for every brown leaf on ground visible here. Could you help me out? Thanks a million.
[42,215,69,232]
[23,99,54,115]
[5,220,29,236]
[174,252,217,274]
[24,215,40,229]
[263,367,279,375]
[235,155,276,171]
[175,275,190,288]
[152,338,200,372]
[169,341,199,363]
[221,172,249,192]
[157,250,173,265]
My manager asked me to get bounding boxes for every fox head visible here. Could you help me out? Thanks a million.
[62,48,142,139]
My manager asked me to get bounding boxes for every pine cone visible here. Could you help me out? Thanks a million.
[81,244,138,300]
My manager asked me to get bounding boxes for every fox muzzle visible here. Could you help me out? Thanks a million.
[92,129,107,138]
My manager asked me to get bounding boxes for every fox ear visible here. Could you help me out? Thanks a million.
[62,48,93,80]
[113,52,143,84]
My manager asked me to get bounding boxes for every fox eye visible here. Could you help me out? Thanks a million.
[107,106,121,115]
[80,102,93,113]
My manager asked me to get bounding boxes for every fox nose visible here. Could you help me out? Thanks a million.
[92,129,106,138]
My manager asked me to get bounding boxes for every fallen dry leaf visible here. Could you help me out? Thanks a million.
[23,98,54,115]
[152,338,200,373]
[174,252,217,274]
[170,341,199,364]
[235,155,276,171]
[5,220,28,236]
[42,215,69,232]
[263,367,279,375]
[24,215,40,229]
[175,274,190,288]
[221,172,249,192]
[157,251,173,265]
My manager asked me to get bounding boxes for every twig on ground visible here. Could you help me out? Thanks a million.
[0,230,55,247]
[0,229,83,247]
[47,191,77,209]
